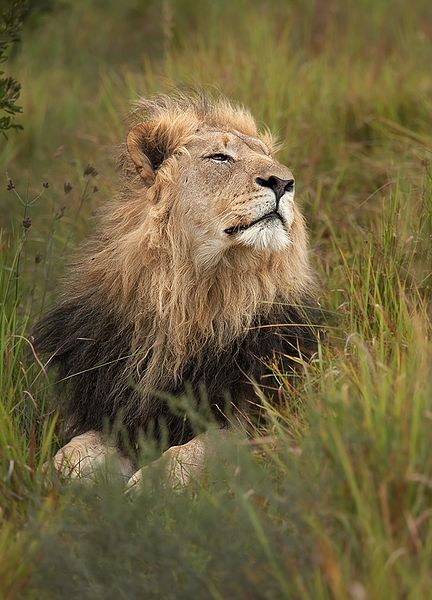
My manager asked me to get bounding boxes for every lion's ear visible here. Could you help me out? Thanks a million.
[126,121,169,183]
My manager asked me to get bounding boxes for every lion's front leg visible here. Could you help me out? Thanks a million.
[126,429,229,491]
[51,430,135,481]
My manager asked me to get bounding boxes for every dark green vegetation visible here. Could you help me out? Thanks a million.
[1,0,432,597]
[0,0,27,137]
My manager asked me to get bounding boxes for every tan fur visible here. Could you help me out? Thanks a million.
[51,431,134,480]
[65,93,312,408]
[126,430,228,491]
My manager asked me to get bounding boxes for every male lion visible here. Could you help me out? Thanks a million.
[35,93,318,488]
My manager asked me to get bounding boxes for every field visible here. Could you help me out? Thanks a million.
[1,0,432,597]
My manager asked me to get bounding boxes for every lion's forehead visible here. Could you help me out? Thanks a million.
[185,128,271,158]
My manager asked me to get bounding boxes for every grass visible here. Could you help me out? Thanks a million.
[1,0,432,597]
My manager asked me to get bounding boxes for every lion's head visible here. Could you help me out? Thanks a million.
[126,96,300,266]
[35,93,316,444]
[122,94,307,270]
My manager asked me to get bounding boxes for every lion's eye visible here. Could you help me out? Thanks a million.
[207,153,233,163]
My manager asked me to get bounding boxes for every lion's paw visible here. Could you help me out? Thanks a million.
[49,431,134,481]
[126,440,206,493]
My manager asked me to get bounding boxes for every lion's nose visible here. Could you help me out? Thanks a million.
[255,176,294,203]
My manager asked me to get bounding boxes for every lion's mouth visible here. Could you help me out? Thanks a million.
[224,211,284,236]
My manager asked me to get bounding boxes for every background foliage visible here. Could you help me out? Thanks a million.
[0,0,27,137]
[0,0,431,597]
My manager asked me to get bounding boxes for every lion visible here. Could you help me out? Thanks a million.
[34,92,318,489]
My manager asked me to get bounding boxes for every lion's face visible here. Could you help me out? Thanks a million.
[126,96,306,272]
[173,128,296,266]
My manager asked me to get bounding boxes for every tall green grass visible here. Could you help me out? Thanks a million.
[1,0,431,597]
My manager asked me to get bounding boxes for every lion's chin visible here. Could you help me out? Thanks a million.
[237,219,291,251]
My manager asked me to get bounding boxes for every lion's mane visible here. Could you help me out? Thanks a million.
[34,93,319,448]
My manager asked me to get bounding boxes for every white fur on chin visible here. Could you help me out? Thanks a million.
[238,191,295,251]
[238,219,292,251]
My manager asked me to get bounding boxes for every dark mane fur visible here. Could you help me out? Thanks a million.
[33,297,319,451]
